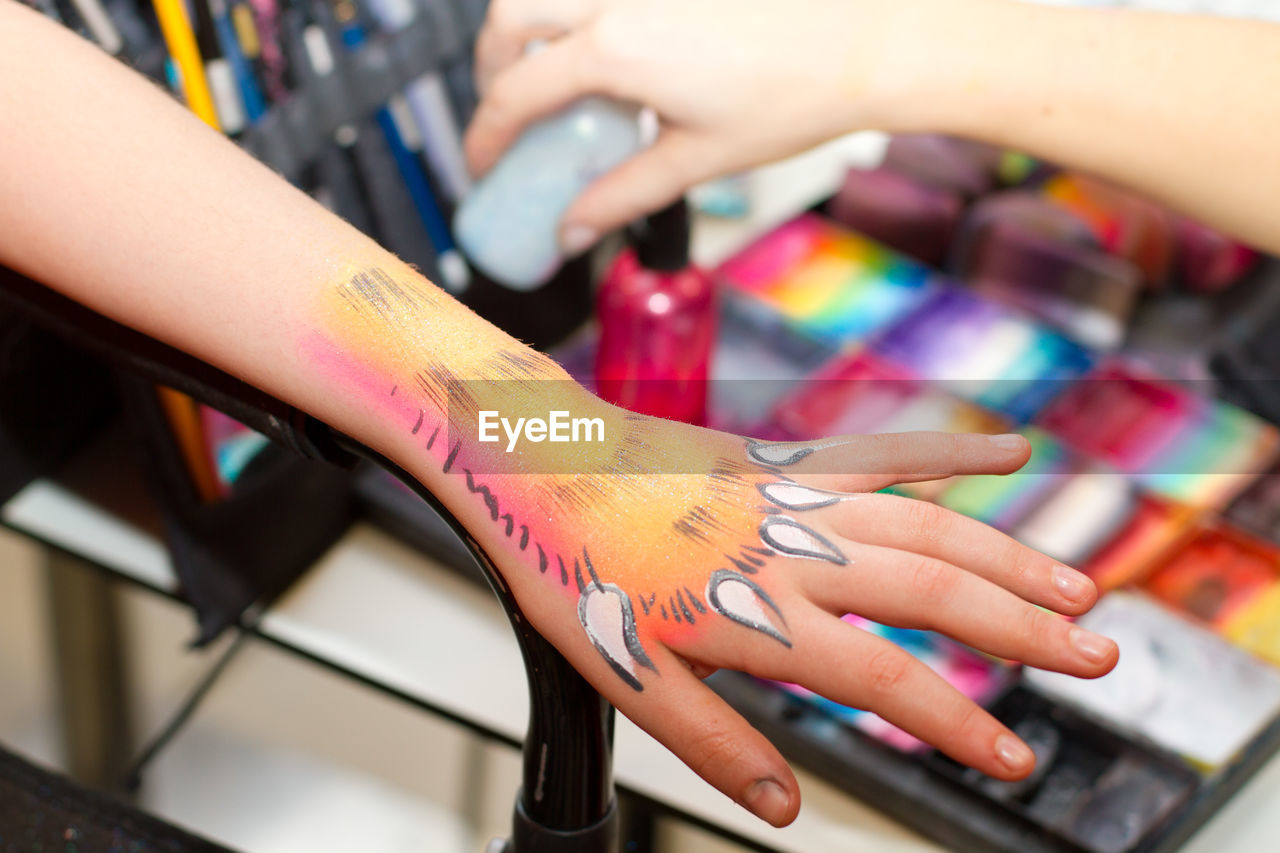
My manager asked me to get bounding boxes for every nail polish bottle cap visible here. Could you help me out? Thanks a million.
[632,199,691,272]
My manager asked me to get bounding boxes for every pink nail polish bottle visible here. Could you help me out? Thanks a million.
[595,199,716,425]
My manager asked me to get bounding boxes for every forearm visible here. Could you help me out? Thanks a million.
[881,0,1280,251]
[0,3,585,512]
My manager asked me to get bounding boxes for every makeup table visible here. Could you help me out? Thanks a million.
[5,472,1280,853]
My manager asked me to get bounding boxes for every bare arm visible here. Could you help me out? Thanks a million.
[891,1,1280,253]
[0,1,1116,826]
[467,0,1280,253]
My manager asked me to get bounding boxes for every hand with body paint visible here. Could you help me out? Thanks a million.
[314,264,1118,827]
[1,5,1116,830]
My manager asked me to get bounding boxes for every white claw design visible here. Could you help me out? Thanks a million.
[706,570,790,647]
[747,438,857,467]
[579,582,656,691]
[758,482,848,511]
[759,516,848,565]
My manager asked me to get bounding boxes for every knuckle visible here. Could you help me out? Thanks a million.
[908,556,958,606]
[685,723,747,779]
[901,498,946,546]
[945,432,972,463]
[952,700,990,743]
[1004,547,1038,590]
[581,20,618,66]
[586,16,634,64]
[1020,605,1056,649]
[863,646,913,699]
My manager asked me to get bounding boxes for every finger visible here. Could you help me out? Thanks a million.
[745,432,1031,492]
[474,0,600,91]
[464,34,608,177]
[610,647,800,827]
[808,491,1097,615]
[794,539,1117,677]
[560,130,718,244]
[770,613,1038,780]
[474,22,573,96]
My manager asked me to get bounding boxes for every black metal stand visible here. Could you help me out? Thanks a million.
[340,445,619,853]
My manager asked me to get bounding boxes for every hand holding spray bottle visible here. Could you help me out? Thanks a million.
[453,50,714,424]
[453,44,642,290]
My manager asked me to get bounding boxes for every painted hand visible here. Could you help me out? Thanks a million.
[310,265,1117,828]
[457,415,1118,827]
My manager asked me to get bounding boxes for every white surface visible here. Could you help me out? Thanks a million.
[138,632,479,853]
[2,479,177,591]
[0,530,484,853]
[259,524,529,743]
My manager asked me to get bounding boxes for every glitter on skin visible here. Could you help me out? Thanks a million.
[309,263,853,687]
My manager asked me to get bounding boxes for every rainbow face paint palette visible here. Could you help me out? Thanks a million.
[827,166,964,267]
[1041,173,1177,290]
[1225,467,1280,543]
[695,174,1280,852]
[1010,470,1139,568]
[715,213,938,350]
[950,192,1143,350]
[930,687,1200,853]
[1082,494,1200,592]
[1036,361,1280,509]
[1222,584,1280,668]
[705,306,836,435]
[869,287,1095,422]
[767,349,1010,440]
[933,428,1077,531]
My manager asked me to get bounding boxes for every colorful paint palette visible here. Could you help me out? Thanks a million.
[1036,361,1280,509]
[716,213,938,347]
[768,349,1010,440]
[1026,592,1280,770]
[1142,524,1280,629]
[870,288,1095,422]
[934,428,1075,531]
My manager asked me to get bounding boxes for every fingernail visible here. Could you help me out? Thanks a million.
[561,225,598,256]
[1071,626,1116,664]
[1052,564,1092,603]
[996,733,1034,773]
[744,778,791,826]
[989,433,1026,450]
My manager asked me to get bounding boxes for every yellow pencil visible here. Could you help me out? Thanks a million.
[150,0,225,501]
[151,0,220,129]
